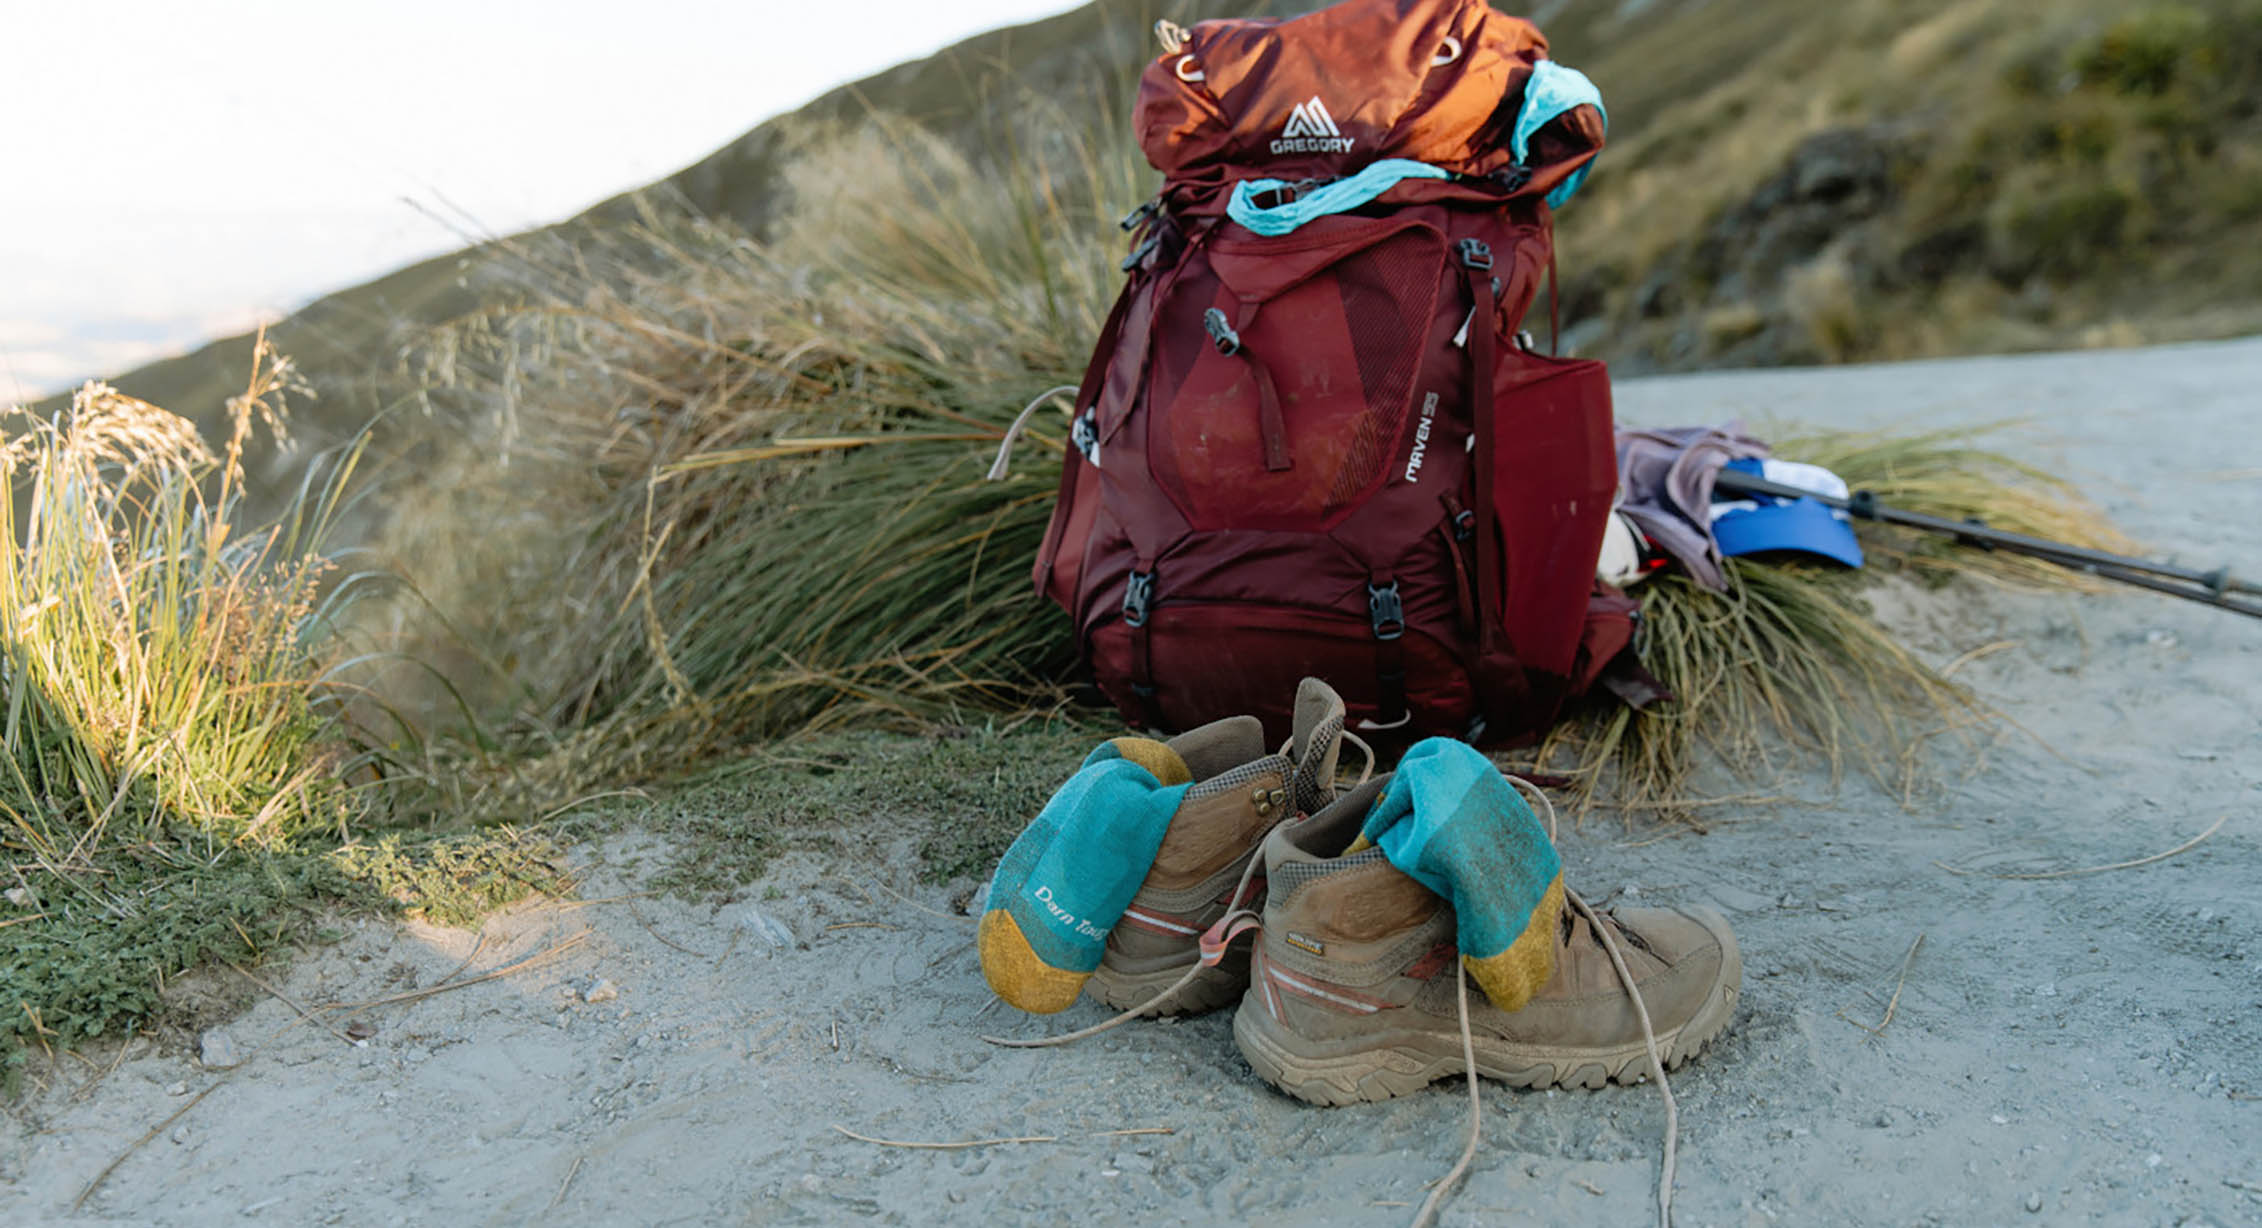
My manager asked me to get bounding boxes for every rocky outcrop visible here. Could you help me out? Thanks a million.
[1619,125,1911,370]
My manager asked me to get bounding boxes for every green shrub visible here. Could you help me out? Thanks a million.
[2,844,358,1063]
[0,341,380,1068]
[0,345,361,856]
[331,827,574,927]
[2074,5,2213,97]
[1988,180,2138,279]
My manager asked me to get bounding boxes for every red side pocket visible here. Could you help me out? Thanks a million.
[1483,352,1616,683]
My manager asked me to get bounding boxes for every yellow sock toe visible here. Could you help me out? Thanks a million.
[1464,877,1564,1013]
[1104,736,1191,786]
[979,910,1090,1014]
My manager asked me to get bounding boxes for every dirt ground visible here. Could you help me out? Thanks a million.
[4,339,2258,1226]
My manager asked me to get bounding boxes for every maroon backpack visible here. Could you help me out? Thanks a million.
[1033,0,1632,746]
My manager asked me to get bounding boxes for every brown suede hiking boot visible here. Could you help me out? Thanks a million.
[1231,778,1741,1105]
[1086,678,1352,1016]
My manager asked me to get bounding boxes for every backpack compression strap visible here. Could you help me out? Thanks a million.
[1460,237,1536,735]
[1033,273,1141,595]
[1225,159,1449,236]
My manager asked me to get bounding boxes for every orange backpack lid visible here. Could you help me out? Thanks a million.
[1135,0,1601,193]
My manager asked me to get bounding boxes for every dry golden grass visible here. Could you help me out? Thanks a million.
[353,91,2150,827]
[1522,422,2136,822]
[356,108,1141,809]
[0,338,361,861]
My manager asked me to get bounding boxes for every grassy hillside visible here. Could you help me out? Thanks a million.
[66,0,1249,510]
[37,0,2250,765]
[7,0,2194,1065]
[1543,0,2262,369]
[76,1,2262,480]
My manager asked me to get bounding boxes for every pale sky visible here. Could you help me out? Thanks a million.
[0,0,1078,400]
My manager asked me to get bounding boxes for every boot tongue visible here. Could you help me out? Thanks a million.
[1290,775,1389,859]
[1166,716,1266,780]
[1288,677,1347,810]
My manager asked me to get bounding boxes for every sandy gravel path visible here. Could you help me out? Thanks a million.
[5,339,2258,1227]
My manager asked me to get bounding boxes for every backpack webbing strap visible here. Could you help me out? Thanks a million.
[1547,246,1561,357]
[1439,497,1478,639]
[1219,301,1291,472]
[1459,239,1535,735]
[1124,558,1160,730]
[1467,246,1503,703]
[1035,279,1142,593]
[1368,575,1410,730]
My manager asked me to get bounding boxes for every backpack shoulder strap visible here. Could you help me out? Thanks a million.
[1032,275,1141,595]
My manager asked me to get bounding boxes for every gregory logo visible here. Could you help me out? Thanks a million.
[1403,392,1439,482]
[1272,96,1354,155]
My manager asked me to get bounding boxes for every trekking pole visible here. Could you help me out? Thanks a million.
[1710,468,2262,620]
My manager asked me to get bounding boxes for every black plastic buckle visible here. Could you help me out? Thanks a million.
[1119,199,1159,232]
[1847,490,1880,521]
[1249,177,1325,211]
[1457,238,1493,270]
[1123,570,1155,628]
[1121,234,1160,272]
[1367,581,1405,641]
[1452,509,1475,543]
[1203,308,1242,357]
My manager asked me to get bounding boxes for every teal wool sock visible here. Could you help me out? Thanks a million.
[1358,738,1566,1012]
[979,738,1192,1012]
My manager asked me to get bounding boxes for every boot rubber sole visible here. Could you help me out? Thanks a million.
[1232,967,1741,1106]
[1087,950,1248,1017]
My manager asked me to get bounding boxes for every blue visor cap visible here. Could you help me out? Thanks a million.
[1712,495,1865,568]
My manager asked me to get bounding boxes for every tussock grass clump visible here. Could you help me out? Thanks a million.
[1529,423,2135,819]
[387,110,1143,802]
[0,347,576,1071]
[385,95,2143,827]
[0,344,359,861]
[0,343,378,1062]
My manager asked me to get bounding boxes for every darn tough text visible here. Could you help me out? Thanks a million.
[1032,884,1108,940]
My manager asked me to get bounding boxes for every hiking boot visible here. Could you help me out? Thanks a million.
[1086,678,1351,1016]
[1231,778,1741,1105]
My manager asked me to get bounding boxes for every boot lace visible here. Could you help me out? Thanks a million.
[1414,777,1679,1228]
[981,753,1683,1228]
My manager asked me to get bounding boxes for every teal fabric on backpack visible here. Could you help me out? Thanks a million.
[1358,738,1564,1009]
[1226,158,1451,236]
[1512,60,1608,210]
[981,742,1189,990]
